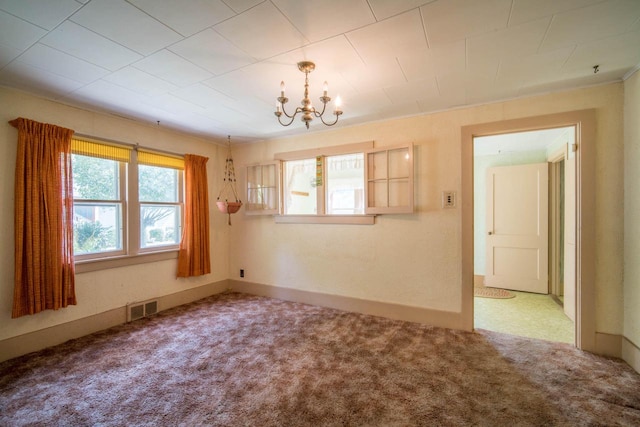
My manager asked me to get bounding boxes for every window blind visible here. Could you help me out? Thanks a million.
[138,150,184,170]
[72,138,132,162]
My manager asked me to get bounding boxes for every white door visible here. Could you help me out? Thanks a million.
[485,163,549,293]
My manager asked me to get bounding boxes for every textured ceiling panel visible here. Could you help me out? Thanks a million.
[128,0,235,37]
[0,0,636,142]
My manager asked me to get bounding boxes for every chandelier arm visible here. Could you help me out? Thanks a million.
[277,113,298,127]
[279,102,298,119]
[313,101,327,118]
[318,113,340,126]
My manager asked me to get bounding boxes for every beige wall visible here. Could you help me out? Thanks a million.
[231,83,625,335]
[0,87,230,342]
[624,69,640,347]
[0,82,626,346]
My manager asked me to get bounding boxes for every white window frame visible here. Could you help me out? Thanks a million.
[136,161,184,254]
[364,144,414,214]
[73,138,184,273]
[266,141,413,225]
[245,161,280,215]
[72,158,127,260]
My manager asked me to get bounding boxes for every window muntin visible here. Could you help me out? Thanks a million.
[365,145,413,214]
[72,154,125,257]
[138,164,181,249]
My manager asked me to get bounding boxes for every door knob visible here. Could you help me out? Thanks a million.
[488,231,493,235]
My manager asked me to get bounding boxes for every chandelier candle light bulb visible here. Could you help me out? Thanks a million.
[274,61,343,129]
[335,96,342,113]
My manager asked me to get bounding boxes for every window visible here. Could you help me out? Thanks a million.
[246,162,279,215]
[283,158,318,214]
[72,154,125,256]
[365,145,413,214]
[256,141,413,224]
[326,153,365,215]
[137,151,183,250]
[282,154,365,215]
[72,139,129,258]
[71,138,184,263]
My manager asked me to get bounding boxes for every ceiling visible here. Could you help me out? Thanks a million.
[1,0,639,143]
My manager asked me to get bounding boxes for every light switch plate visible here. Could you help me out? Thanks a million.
[442,191,456,208]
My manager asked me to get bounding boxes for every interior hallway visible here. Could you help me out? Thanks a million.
[474,291,574,344]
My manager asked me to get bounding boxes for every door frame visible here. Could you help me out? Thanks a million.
[461,110,596,352]
[548,146,568,300]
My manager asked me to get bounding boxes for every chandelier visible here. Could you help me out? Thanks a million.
[275,61,343,129]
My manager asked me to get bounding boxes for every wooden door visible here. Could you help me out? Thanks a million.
[485,163,549,293]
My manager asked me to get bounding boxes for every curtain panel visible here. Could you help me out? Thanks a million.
[10,117,76,318]
[177,154,211,277]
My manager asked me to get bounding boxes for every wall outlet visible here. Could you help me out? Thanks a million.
[240,269,244,278]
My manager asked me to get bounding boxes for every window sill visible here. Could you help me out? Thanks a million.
[75,250,178,273]
[274,215,375,225]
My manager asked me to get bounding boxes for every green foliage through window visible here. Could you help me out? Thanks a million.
[73,220,116,255]
[72,155,119,200]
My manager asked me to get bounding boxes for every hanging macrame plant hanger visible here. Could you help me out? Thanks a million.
[216,135,242,225]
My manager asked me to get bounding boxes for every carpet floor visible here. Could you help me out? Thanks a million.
[1,292,639,426]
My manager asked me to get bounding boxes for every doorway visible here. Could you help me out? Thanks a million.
[472,127,575,344]
[460,110,597,352]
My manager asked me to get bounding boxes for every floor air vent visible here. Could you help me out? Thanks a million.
[127,300,158,322]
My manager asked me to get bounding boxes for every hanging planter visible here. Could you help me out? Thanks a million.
[216,135,242,225]
[216,200,242,214]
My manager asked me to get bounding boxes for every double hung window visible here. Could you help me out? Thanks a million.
[137,151,183,250]
[71,138,184,263]
[72,139,129,258]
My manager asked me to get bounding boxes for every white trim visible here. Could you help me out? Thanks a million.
[76,248,178,274]
[274,141,373,160]
[275,214,375,225]
[595,332,622,358]
[461,110,597,353]
[0,280,230,363]
[230,280,467,330]
[623,63,640,81]
[623,336,640,374]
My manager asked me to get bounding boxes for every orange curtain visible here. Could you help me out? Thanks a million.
[177,154,211,277]
[10,117,76,318]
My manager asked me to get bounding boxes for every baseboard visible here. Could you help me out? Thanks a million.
[622,337,640,374]
[0,280,229,363]
[229,280,467,330]
[594,332,622,358]
[158,279,230,312]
